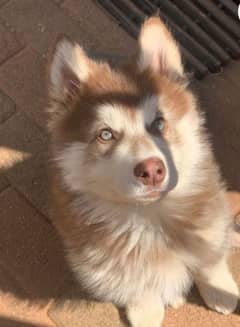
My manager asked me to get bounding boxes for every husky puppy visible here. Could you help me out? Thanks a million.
[47,16,239,327]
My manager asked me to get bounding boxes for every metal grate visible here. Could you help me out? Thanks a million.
[96,0,240,79]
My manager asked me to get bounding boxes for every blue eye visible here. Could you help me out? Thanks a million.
[99,129,113,141]
[156,118,165,131]
[152,117,165,132]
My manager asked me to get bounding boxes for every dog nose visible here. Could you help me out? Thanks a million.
[134,157,165,186]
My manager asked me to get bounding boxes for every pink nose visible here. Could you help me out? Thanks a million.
[134,157,165,186]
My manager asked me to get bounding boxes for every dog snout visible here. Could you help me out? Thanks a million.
[134,157,165,186]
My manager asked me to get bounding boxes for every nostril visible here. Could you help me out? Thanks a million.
[134,157,165,186]
[140,171,149,178]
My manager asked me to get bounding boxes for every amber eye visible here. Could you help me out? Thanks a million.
[151,117,165,133]
[98,129,114,142]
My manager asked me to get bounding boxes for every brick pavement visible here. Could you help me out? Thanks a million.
[0,1,239,326]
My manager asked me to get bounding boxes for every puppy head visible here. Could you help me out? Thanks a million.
[48,17,205,204]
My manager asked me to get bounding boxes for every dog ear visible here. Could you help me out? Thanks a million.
[49,38,91,101]
[138,16,183,76]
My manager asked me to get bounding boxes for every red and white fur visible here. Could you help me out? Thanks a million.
[47,17,239,327]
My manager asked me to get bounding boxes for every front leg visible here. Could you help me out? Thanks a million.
[126,295,164,327]
[195,256,239,315]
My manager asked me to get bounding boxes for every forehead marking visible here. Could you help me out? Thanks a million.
[96,96,159,136]
[96,103,142,135]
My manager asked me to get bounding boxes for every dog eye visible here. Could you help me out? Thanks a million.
[151,117,165,133]
[98,129,114,141]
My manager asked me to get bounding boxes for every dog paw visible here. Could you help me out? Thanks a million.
[169,295,186,309]
[127,299,164,327]
[197,278,239,315]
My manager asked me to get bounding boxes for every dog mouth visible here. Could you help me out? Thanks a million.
[135,189,165,203]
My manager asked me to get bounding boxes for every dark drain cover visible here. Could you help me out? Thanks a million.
[96,0,240,79]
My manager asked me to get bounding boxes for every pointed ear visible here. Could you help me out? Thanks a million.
[138,16,183,75]
[49,38,92,101]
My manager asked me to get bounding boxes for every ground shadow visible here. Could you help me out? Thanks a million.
[0,317,50,327]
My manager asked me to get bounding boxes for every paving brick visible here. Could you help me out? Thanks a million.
[0,89,16,124]
[0,0,9,9]
[0,263,53,326]
[0,112,48,216]
[163,302,238,327]
[0,285,54,327]
[49,298,125,327]
[0,173,9,192]
[0,20,23,64]
[0,299,54,327]
[62,0,135,56]
[0,0,103,57]
[0,261,27,298]
[0,318,50,327]
[0,47,47,129]
[0,89,14,194]
[48,260,126,326]
[0,187,72,302]
[52,0,64,5]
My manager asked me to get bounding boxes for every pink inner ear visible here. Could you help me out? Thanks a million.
[152,52,167,73]
[61,64,81,100]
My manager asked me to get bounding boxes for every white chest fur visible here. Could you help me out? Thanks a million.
[67,201,193,306]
